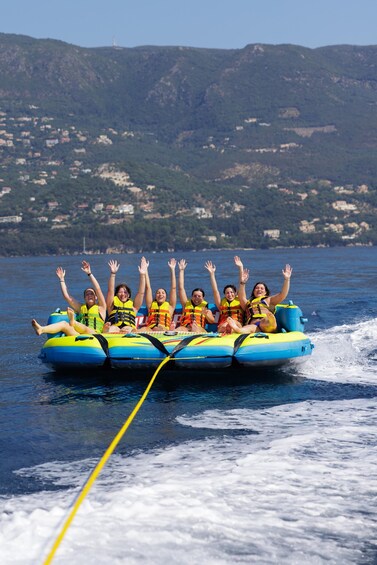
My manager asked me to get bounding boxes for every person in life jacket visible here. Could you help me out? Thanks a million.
[32,260,107,337]
[204,256,249,333]
[227,260,293,334]
[176,259,215,333]
[104,257,147,333]
[137,258,177,332]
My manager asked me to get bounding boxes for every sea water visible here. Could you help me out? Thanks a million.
[0,247,376,564]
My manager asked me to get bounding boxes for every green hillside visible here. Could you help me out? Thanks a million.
[0,34,376,255]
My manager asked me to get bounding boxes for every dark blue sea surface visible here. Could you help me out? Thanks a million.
[0,247,376,564]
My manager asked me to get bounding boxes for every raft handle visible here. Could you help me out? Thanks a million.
[121,333,141,339]
[251,333,269,339]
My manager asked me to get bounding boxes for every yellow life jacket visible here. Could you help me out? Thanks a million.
[107,297,136,328]
[78,304,104,332]
[179,300,209,329]
[218,296,244,326]
[246,295,274,325]
[146,300,171,329]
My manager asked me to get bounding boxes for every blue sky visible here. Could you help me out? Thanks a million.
[2,0,376,50]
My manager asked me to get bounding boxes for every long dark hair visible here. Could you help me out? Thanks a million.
[251,281,270,298]
[191,287,205,297]
[223,284,236,294]
[115,283,132,298]
[155,288,167,298]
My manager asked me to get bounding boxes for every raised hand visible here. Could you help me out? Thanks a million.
[282,264,292,279]
[108,260,120,274]
[241,268,250,283]
[204,260,216,274]
[168,258,177,270]
[56,266,66,281]
[234,255,244,269]
[81,260,91,275]
[139,256,149,274]
[178,259,187,271]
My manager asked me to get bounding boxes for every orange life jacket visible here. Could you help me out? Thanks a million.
[179,300,208,328]
[146,300,171,329]
[218,296,244,326]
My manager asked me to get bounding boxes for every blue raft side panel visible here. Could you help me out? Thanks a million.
[234,334,313,367]
[39,335,107,369]
[166,334,234,369]
[107,335,167,370]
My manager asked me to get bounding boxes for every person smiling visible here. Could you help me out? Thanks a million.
[176,259,215,333]
[32,260,106,336]
[105,257,147,333]
[227,261,292,334]
[138,258,177,332]
[205,256,249,333]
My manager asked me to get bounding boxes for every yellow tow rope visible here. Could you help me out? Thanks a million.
[43,355,171,565]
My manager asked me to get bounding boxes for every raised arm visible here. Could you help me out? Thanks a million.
[144,259,153,310]
[178,259,188,306]
[81,260,106,318]
[269,264,293,306]
[234,256,248,309]
[204,260,221,310]
[106,260,120,312]
[133,257,147,311]
[168,258,177,313]
[56,266,81,312]
[238,268,250,309]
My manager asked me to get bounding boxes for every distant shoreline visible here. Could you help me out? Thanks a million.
[1,242,374,260]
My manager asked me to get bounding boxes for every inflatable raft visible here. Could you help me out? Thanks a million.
[38,302,314,372]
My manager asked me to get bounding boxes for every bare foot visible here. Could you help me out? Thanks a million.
[108,325,121,334]
[218,322,231,334]
[67,307,75,326]
[120,326,132,334]
[191,320,197,332]
[227,317,240,332]
[190,320,206,334]
[31,319,43,336]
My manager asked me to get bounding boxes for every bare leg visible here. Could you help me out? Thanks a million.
[67,307,76,327]
[103,324,121,334]
[191,320,206,334]
[32,319,78,336]
[72,320,96,335]
[227,317,257,334]
[67,307,99,335]
[218,321,235,334]
[120,326,133,334]
[31,319,43,336]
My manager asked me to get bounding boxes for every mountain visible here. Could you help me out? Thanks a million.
[0,33,376,255]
